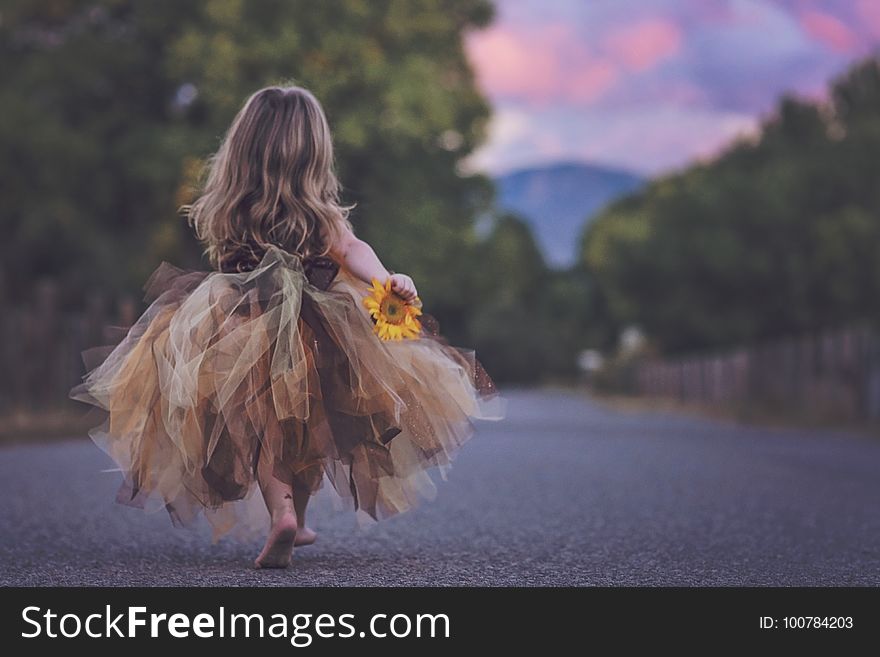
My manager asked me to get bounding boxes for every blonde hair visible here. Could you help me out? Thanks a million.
[181,84,355,272]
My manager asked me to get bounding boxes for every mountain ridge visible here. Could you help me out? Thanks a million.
[493,161,645,267]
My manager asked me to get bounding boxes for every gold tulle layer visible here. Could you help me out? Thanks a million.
[70,245,505,539]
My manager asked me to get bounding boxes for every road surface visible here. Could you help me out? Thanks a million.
[1,389,878,586]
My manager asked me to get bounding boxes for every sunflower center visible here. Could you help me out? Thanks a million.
[380,297,406,324]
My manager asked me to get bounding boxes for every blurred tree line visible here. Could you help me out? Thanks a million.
[8,3,878,387]
[582,56,880,356]
[0,0,494,302]
[1,0,586,384]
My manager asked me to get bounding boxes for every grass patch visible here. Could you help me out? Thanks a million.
[0,408,96,445]
[549,383,880,438]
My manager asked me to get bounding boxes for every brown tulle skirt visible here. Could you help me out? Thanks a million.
[69,245,504,539]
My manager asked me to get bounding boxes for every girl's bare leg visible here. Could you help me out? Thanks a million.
[293,487,317,547]
[254,456,298,569]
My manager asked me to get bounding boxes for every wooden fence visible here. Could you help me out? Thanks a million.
[0,280,136,414]
[635,325,880,423]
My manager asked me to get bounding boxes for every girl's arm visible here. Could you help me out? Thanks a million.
[328,223,418,301]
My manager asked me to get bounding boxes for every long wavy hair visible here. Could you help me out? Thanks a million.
[181,84,355,272]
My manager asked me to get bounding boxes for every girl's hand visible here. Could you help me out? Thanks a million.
[389,273,418,301]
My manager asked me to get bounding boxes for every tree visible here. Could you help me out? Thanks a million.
[0,1,204,305]
[581,56,880,354]
[464,213,598,383]
[0,0,495,330]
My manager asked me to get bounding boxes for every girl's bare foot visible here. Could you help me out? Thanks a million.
[294,526,318,547]
[254,511,298,569]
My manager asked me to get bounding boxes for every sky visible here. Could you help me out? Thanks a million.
[462,0,880,176]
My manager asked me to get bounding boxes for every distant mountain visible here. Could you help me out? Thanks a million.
[493,161,645,267]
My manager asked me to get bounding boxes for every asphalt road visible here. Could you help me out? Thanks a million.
[1,389,878,586]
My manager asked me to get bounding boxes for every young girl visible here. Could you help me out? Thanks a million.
[69,84,504,569]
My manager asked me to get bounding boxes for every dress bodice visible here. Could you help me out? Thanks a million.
[302,255,340,291]
[218,247,340,291]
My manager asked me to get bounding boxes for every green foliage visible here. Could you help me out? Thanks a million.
[463,214,597,383]
[581,56,880,354]
[0,0,205,304]
[0,0,494,319]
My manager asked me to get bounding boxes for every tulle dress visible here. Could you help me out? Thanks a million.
[69,244,504,539]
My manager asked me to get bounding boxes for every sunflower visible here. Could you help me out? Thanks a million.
[362,277,423,341]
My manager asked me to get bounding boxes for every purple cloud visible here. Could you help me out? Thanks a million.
[464,0,880,175]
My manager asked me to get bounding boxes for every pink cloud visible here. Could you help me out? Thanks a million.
[856,0,880,39]
[568,60,618,103]
[465,23,619,106]
[799,9,858,53]
[465,25,558,100]
[602,19,683,72]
